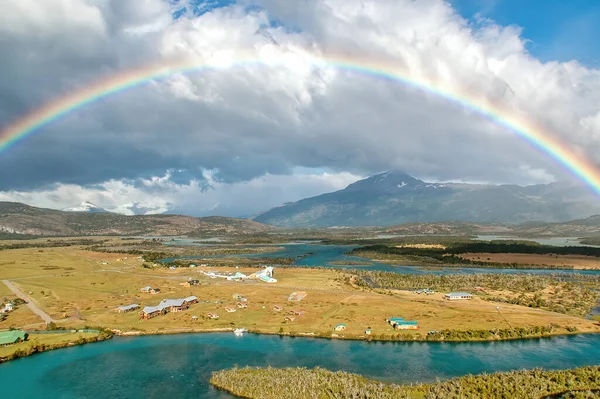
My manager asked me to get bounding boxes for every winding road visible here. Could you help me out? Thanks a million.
[2,280,55,324]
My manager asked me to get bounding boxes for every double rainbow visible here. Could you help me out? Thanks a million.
[1,51,599,194]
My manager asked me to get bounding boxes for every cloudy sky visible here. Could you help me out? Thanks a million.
[1,0,599,217]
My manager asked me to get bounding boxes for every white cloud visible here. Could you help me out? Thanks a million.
[0,171,361,217]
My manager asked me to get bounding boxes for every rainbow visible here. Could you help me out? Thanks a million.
[1,50,599,194]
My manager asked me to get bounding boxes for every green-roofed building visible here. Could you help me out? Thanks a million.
[0,330,28,346]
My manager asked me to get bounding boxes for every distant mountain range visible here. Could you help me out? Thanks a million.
[62,201,108,213]
[254,171,600,227]
[0,202,272,237]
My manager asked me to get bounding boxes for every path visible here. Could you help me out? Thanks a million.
[2,280,56,324]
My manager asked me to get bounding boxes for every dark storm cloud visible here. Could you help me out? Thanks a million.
[0,0,599,215]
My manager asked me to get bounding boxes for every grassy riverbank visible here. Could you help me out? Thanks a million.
[0,330,113,363]
[210,366,600,399]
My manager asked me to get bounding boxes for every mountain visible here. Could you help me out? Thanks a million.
[62,201,108,213]
[0,202,273,237]
[254,171,600,227]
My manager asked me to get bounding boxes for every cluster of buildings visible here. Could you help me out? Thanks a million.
[140,296,198,319]
[140,286,161,294]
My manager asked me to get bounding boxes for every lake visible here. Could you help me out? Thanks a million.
[1,333,600,399]
[162,243,600,276]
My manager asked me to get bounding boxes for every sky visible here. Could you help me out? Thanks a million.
[0,0,599,217]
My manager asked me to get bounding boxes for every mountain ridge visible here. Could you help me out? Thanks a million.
[0,202,273,237]
[254,171,600,227]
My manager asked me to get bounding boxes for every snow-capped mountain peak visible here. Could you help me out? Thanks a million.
[62,201,108,213]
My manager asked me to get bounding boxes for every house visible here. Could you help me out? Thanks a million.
[140,286,152,293]
[444,292,473,300]
[237,302,248,309]
[188,279,199,286]
[393,321,419,330]
[365,328,372,335]
[273,305,283,312]
[116,304,139,313]
[225,306,237,313]
[207,312,219,319]
[387,317,419,330]
[184,296,198,305]
[284,316,296,322]
[150,288,161,294]
[0,330,28,346]
[334,324,347,331]
[158,298,187,312]
[1,303,14,313]
[192,315,198,321]
[289,309,305,316]
[140,306,162,320]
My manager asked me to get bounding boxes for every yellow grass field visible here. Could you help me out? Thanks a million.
[0,245,599,340]
[0,332,101,360]
[460,253,600,270]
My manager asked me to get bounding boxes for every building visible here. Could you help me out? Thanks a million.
[272,305,283,312]
[0,330,28,346]
[140,286,152,293]
[444,292,473,300]
[284,316,296,322]
[207,312,219,319]
[387,317,419,330]
[150,288,161,294]
[237,302,248,309]
[192,315,198,321]
[184,296,198,305]
[140,296,198,319]
[140,306,162,320]
[289,309,305,316]
[158,299,187,312]
[225,306,237,313]
[334,324,347,331]
[365,328,372,335]
[393,321,419,330]
[116,304,139,313]
[1,303,13,313]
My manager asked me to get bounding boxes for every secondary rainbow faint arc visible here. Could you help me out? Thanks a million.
[1,52,599,194]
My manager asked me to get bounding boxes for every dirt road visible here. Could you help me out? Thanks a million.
[2,280,55,324]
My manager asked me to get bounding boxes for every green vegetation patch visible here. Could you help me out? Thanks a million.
[211,366,600,399]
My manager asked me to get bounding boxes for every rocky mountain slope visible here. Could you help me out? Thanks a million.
[0,202,273,237]
[254,171,600,227]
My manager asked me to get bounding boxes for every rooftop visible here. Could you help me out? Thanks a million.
[0,330,27,345]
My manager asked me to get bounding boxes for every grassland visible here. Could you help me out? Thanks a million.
[459,253,600,269]
[0,332,109,363]
[210,366,600,399]
[0,243,598,346]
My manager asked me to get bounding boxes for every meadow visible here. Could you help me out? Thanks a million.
[210,366,600,399]
[0,242,598,349]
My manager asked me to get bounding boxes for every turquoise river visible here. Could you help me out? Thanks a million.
[1,333,600,398]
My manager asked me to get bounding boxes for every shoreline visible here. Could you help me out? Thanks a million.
[1,327,599,365]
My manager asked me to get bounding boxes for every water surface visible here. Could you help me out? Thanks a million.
[1,333,600,399]
[163,243,600,276]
